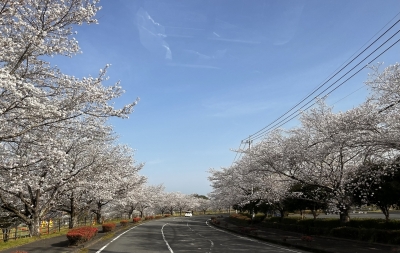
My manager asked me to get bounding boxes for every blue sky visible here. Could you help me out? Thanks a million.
[52,0,400,195]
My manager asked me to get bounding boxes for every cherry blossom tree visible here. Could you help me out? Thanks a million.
[0,118,106,235]
[164,192,182,216]
[209,63,400,224]
[54,127,124,228]
[153,191,170,216]
[0,0,138,143]
[0,0,141,236]
[127,184,163,218]
[86,145,145,224]
[250,104,370,223]
[196,198,211,215]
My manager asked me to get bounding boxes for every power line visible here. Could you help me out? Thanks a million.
[331,85,366,106]
[230,142,244,166]
[242,19,400,143]
[243,14,400,143]
[249,37,400,141]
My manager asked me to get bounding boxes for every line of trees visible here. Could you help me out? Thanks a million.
[209,63,400,224]
[0,0,145,236]
[0,0,246,238]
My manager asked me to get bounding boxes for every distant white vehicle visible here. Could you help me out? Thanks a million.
[184,211,192,217]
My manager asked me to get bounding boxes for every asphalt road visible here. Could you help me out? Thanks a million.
[88,215,307,253]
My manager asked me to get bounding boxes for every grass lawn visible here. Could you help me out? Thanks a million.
[0,228,69,251]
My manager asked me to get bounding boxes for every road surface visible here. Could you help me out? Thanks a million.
[89,215,307,253]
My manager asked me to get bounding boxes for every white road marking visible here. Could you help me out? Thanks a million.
[95,224,143,253]
[205,220,304,253]
[161,223,174,253]
[187,222,214,252]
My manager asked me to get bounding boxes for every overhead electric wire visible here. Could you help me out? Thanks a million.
[230,12,400,167]
[231,142,245,166]
[242,15,400,143]
[249,37,400,141]
[331,85,366,106]
[249,32,400,141]
[243,21,400,142]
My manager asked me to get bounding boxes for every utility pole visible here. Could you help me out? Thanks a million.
[242,136,255,219]
[241,136,253,150]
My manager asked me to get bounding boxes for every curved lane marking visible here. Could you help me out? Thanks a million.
[95,224,143,253]
[161,223,174,253]
[205,220,304,253]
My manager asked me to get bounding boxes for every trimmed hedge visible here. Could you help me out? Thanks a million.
[66,226,98,245]
[133,217,141,223]
[330,227,400,244]
[120,220,129,226]
[102,223,116,232]
[263,217,400,231]
[347,218,400,230]
[144,216,154,220]
[228,214,252,226]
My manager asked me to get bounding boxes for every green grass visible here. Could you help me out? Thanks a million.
[101,232,115,241]
[0,228,69,251]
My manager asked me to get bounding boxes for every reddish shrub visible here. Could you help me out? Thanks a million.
[230,214,240,218]
[133,217,142,223]
[120,220,129,226]
[155,215,163,219]
[12,251,28,253]
[145,216,154,220]
[102,223,116,232]
[164,214,171,217]
[301,235,313,242]
[66,226,98,245]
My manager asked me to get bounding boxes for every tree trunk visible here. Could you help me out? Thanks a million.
[339,209,350,225]
[28,216,41,237]
[300,210,304,220]
[95,202,102,224]
[279,209,285,222]
[69,215,78,229]
[311,203,319,220]
[379,205,390,222]
[311,209,318,220]
[128,206,134,219]
[69,195,77,229]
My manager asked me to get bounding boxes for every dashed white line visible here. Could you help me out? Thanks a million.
[187,222,214,252]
